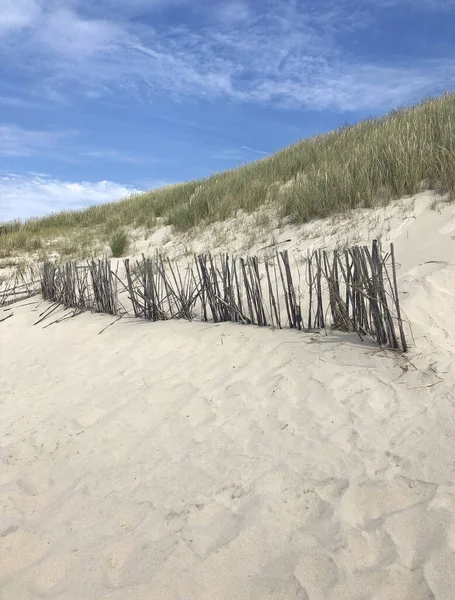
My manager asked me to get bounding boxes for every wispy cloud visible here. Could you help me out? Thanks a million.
[211,148,247,161]
[0,173,142,221]
[0,0,454,112]
[0,125,72,157]
[241,145,269,156]
[80,148,162,164]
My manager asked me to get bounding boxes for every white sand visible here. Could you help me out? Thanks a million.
[1,195,455,599]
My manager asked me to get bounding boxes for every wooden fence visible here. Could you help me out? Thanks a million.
[38,240,408,351]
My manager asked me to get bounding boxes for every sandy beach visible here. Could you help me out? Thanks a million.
[1,196,455,599]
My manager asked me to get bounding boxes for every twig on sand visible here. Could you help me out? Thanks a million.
[257,239,292,251]
[98,315,122,335]
[409,378,443,390]
[0,313,13,323]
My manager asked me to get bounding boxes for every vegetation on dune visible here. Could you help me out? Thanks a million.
[0,92,454,260]
[109,229,130,257]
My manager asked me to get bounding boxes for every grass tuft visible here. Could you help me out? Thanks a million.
[109,229,129,257]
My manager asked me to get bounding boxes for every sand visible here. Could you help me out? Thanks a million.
[1,194,455,599]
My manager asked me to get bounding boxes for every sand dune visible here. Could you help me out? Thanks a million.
[1,196,455,599]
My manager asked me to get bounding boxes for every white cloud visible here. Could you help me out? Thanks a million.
[215,1,251,24]
[0,174,142,221]
[0,0,454,111]
[0,0,41,33]
[39,7,121,57]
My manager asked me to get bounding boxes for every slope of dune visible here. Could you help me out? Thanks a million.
[1,196,455,600]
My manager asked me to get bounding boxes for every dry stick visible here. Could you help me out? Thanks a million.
[141,257,148,319]
[179,261,196,321]
[265,261,281,328]
[357,247,371,335]
[152,257,168,321]
[0,291,41,308]
[252,256,266,326]
[380,255,414,349]
[98,315,123,335]
[335,252,363,341]
[257,256,269,326]
[220,255,230,320]
[155,257,169,320]
[233,258,249,324]
[280,251,295,327]
[224,255,235,322]
[198,255,218,322]
[190,263,204,322]
[33,302,62,326]
[348,248,360,331]
[206,255,221,322]
[306,253,313,330]
[372,241,398,349]
[246,257,259,324]
[42,307,83,329]
[166,257,185,319]
[390,242,408,352]
[368,243,390,346]
[144,257,169,320]
[201,254,216,322]
[219,254,229,321]
[322,249,352,334]
[195,255,207,322]
[140,258,150,320]
[362,245,389,347]
[250,256,267,326]
[124,259,141,317]
[342,248,402,343]
[210,254,224,321]
[240,258,255,325]
[3,300,38,311]
[168,257,197,320]
[140,259,150,319]
[212,293,249,324]
[0,313,13,323]
[204,254,219,322]
[314,250,325,329]
[362,245,387,346]
[276,250,292,328]
[225,255,236,322]
[272,258,282,328]
[228,255,239,322]
[337,250,354,322]
[350,247,369,336]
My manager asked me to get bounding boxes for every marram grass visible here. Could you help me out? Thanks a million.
[1,92,454,258]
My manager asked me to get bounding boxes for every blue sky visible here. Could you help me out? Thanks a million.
[0,0,454,221]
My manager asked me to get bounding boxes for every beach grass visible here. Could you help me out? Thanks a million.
[1,92,453,259]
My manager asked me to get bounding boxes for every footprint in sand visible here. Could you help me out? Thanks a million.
[100,538,137,589]
[384,503,452,569]
[339,476,437,527]
[0,528,51,582]
[424,549,455,600]
[29,551,81,595]
[333,528,396,573]
[294,551,338,599]
[180,501,244,557]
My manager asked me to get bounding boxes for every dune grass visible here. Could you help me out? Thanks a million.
[109,229,130,257]
[1,92,454,260]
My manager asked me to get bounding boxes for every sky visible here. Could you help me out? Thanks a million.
[0,0,454,221]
